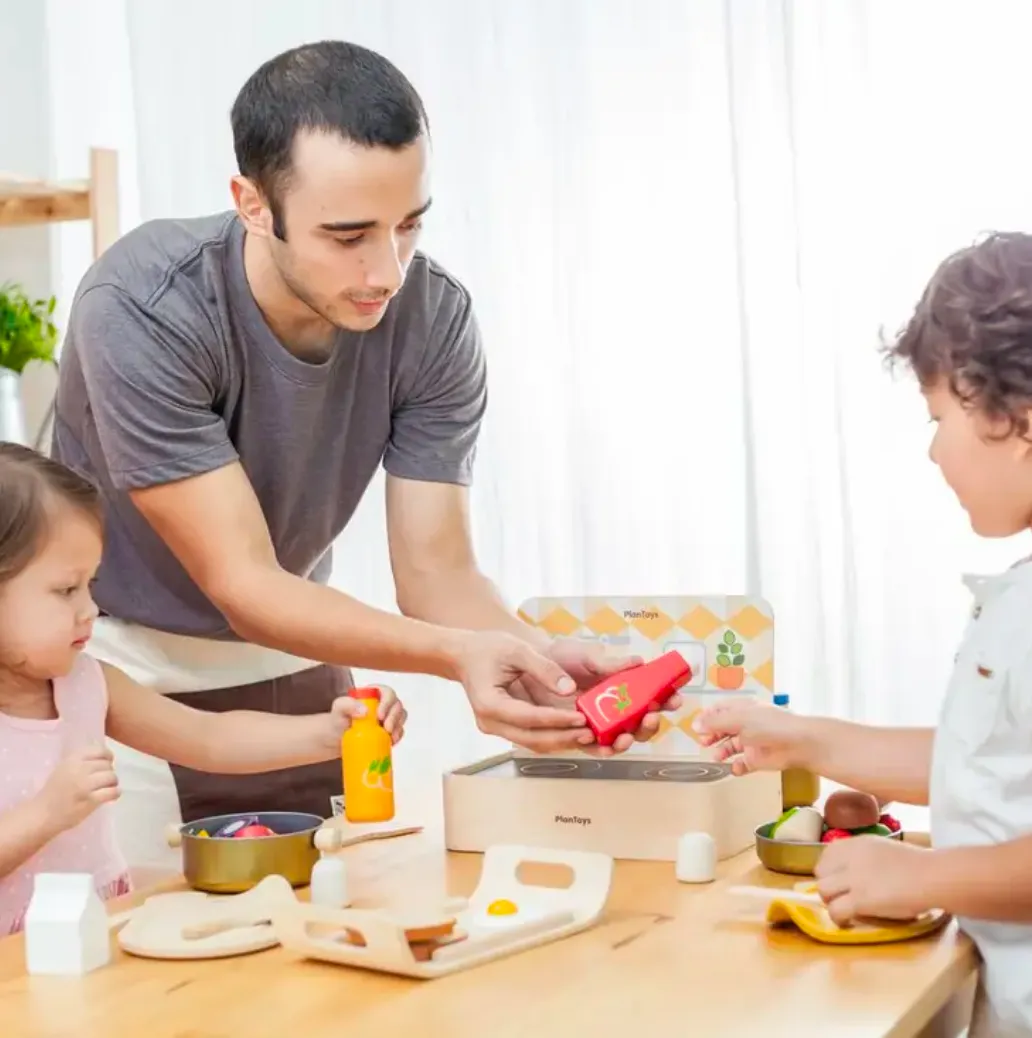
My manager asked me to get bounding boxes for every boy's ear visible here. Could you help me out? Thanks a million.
[1015,410,1032,457]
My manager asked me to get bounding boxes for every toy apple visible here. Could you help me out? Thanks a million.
[232,824,276,838]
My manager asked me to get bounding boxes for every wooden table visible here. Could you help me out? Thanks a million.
[0,823,979,1038]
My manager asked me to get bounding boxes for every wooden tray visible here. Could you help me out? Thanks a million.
[271,843,614,978]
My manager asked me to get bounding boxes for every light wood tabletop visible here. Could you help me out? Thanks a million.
[0,817,978,1038]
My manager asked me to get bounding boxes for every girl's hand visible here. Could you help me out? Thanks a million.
[815,836,933,924]
[324,685,407,751]
[691,699,813,774]
[40,743,120,830]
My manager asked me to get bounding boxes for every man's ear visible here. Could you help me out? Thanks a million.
[230,175,275,240]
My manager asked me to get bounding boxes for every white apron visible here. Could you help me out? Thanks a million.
[88,616,318,870]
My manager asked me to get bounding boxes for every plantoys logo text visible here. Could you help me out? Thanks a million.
[621,609,658,620]
[554,813,591,826]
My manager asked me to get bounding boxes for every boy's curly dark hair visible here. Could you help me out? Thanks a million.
[884,231,1032,440]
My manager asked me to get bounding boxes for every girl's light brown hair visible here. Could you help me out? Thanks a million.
[0,442,102,585]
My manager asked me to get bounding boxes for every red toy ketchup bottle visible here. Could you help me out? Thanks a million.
[575,650,692,747]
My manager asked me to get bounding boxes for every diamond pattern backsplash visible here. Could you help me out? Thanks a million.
[515,595,775,760]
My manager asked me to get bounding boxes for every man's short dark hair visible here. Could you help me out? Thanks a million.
[230,40,428,238]
[885,231,1032,440]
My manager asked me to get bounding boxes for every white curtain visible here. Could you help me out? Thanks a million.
[40,0,1032,781]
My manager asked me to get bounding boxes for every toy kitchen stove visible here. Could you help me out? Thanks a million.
[442,595,784,863]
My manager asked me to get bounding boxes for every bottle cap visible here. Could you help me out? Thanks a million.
[348,686,381,702]
[773,693,790,706]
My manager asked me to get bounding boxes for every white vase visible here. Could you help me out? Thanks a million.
[0,368,27,445]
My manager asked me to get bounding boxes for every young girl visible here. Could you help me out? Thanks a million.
[695,232,1032,1036]
[0,442,407,935]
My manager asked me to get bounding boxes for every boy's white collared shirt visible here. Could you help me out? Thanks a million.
[929,559,1032,1037]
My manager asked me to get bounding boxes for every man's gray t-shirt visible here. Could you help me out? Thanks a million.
[51,211,487,639]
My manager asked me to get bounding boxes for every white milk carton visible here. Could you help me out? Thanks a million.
[24,872,111,975]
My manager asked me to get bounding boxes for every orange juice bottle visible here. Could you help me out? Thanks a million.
[341,687,395,823]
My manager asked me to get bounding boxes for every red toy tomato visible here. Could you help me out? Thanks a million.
[232,824,276,839]
[575,650,692,747]
[878,813,901,833]
[821,828,852,843]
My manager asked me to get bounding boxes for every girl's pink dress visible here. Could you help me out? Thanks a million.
[0,653,131,935]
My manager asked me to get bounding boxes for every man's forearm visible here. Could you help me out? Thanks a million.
[218,566,471,679]
[396,567,551,651]
[927,836,1032,922]
[802,719,934,805]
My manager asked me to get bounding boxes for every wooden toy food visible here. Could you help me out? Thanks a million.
[575,650,692,747]
[773,694,821,809]
[822,790,880,831]
[341,687,395,823]
[769,806,823,843]
[233,824,276,838]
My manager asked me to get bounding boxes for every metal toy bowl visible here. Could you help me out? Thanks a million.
[165,811,342,894]
[755,821,904,876]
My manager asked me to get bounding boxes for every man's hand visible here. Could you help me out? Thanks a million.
[452,632,602,752]
[322,686,408,754]
[814,836,933,925]
[516,639,681,756]
[451,634,683,755]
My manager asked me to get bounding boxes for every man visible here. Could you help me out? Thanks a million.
[51,40,679,868]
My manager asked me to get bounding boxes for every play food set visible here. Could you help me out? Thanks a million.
[756,790,903,875]
[575,649,693,747]
[104,844,615,978]
[167,811,344,893]
[729,883,949,945]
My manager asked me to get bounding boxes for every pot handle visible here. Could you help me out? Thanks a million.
[165,822,183,848]
[314,824,343,853]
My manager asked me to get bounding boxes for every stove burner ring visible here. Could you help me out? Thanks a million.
[640,762,728,781]
[518,760,602,777]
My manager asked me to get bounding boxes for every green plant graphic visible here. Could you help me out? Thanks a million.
[362,756,393,791]
[716,629,744,668]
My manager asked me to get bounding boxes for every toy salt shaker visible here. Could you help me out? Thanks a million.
[310,855,350,908]
[675,831,717,884]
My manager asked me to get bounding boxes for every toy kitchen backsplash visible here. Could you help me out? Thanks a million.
[515,595,775,760]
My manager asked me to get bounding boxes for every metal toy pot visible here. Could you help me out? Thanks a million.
[755,821,904,876]
[165,811,343,893]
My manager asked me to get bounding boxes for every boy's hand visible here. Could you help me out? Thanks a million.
[815,835,933,924]
[40,743,120,830]
[324,686,407,751]
[691,699,812,774]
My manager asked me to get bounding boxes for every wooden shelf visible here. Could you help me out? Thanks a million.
[0,147,119,259]
[0,178,89,227]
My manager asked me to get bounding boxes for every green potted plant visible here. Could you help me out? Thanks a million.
[0,282,59,444]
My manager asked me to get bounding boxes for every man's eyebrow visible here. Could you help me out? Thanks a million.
[318,198,433,234]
